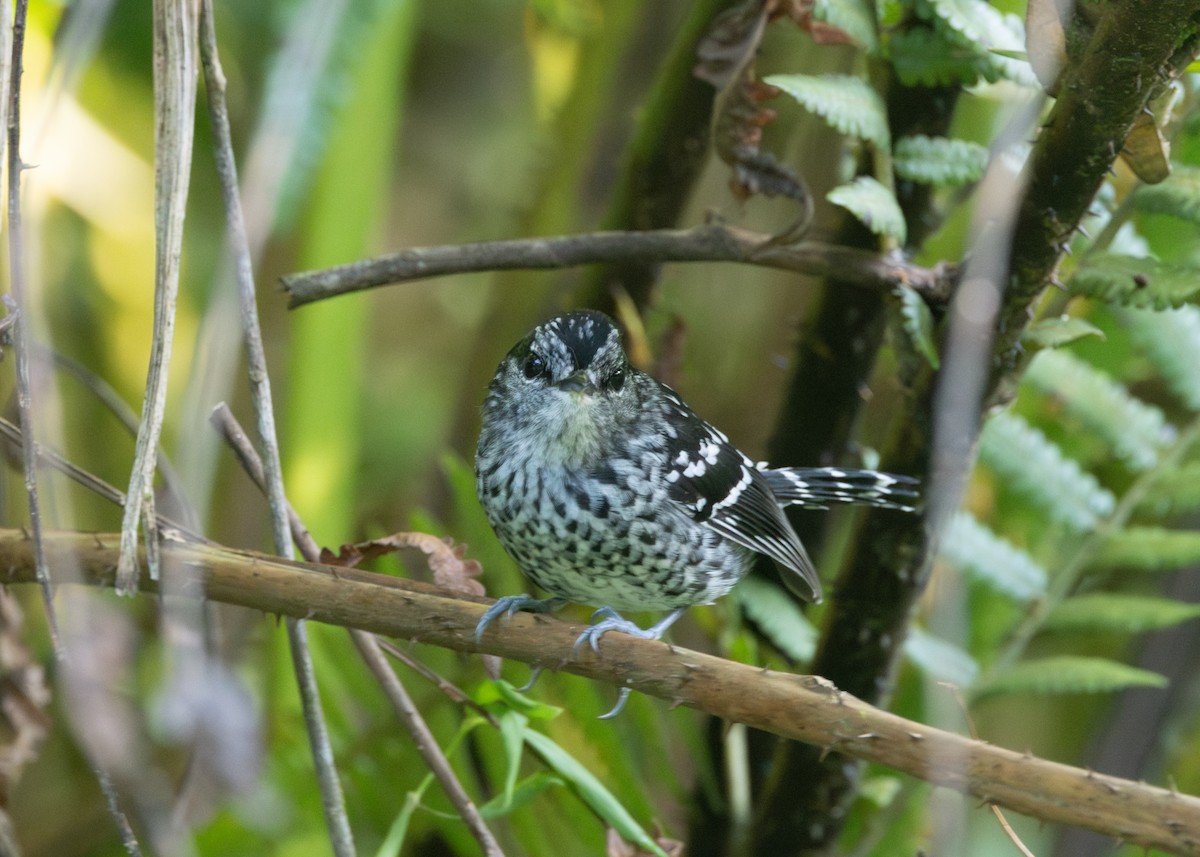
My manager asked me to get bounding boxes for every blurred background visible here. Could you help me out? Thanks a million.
[2,1,1199,855]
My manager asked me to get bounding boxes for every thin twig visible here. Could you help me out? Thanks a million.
[939,683,1037,857]
[5,0,61,656]
[280,223,956,308]
[117,0,199,594]
[43,347,194,526]
[210,404,506,856]
[197,6,356,854]
[0,416,200,537]
[94,763,144,857]
[352,633,505,857]
[375,638,498,724]
[6,528,1200,857]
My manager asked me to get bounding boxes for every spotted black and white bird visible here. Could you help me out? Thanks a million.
[474,310,917,714]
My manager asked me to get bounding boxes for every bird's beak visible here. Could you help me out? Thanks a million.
[557,371,595,395]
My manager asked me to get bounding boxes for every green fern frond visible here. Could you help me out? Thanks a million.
[922,0,1020,52]
[971,656,1167,701]
[1044,594,1200,633]
[1091,527,1200,572]
[764,74,890,149]
[915,0,1034,85]
[888,28,995,87]
[1068,253,1200,309]
[894,285,939,366]
[734,576,817,662]
[1136,463,1200,517]
[1023,349,1174,471]
[979,411,1115,530]
[893,135,989,186]
[904,626,979,687]
[1022,316,1104,350]
[1133,165,1200,225]
[814,0,878,51]
[1123,306,1200,411]
[828,176,907,243]
[939,512,1048,601]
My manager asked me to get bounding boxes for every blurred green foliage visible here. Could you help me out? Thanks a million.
[5,0,1200,856]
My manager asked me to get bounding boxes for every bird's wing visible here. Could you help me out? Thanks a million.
[657,388,823,602]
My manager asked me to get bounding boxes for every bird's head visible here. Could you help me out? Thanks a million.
[483,311,641,463]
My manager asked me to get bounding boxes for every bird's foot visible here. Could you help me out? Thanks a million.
[474,595,566,642]
[572,606,686,655]
[571,607,687,719]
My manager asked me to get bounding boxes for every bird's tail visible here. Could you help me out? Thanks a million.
[761,466,920,512]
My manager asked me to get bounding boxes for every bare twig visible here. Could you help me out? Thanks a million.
[210,404,506,856]
[3,529,1198,857]
[352,633,505,857]
[117,0,199,594]
[42,347,193,526]
[5,0,61,655]
[198,6,356,854]
[0,416,201,539]
[280,223,955,308]
[375,638,498,723]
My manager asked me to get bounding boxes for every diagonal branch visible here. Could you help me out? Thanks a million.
[280,223,954,308]
[1,528,1197,857]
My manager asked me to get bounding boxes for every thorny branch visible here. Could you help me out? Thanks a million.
[280,223,955,308]
[0,529,1195,856]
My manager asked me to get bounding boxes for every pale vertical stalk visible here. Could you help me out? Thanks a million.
[5,0,60,656]
[116,0,198,595]
[198,5,356,854]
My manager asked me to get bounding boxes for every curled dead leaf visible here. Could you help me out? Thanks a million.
[321,532,485,596]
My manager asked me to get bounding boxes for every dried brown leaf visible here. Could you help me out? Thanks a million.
[321,532,485,596]
[696,0,811,221]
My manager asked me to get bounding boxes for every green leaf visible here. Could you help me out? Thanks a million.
[475,680,564,720]
[1022,316,1105,350]
[1091,527,1200,573]
[814,0,878,51]
[1133,165,1200,224]
[479,772,564,819]
[894,285,939,367]
[939,511,1048,601]
[828,176,907,243]
[523,729,668,857]
[734,576,817,661]
[1023,349,1174,471]
[764,73,890,149]
[1068,253,1200,309]
[924,0,1020,47]
[888,27,995,87]
[979,410,1115,530]
[972,656,1167,701]
[904,626,979,687]
[1044,594,1200,633]
[1136,463,1200,517]
[498,710,527,809]
[1123,306,1200,411]
[893,135,989,186]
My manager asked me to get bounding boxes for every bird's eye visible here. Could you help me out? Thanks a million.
[522,352,547,380]
[607,367,626,392]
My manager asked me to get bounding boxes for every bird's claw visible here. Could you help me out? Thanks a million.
[474,595,565,642]
[515,665,544,693]
[572,607,645,656]
[598,687,633,720]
